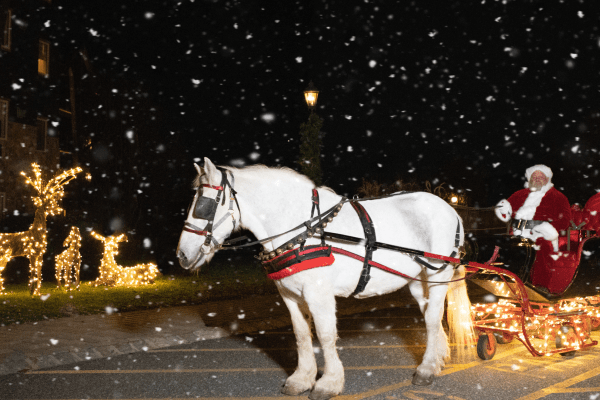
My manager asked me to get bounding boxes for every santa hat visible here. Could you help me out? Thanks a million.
[525,165,553,182]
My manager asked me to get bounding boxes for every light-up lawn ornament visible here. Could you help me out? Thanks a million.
[91,231,159,287]
[55,226,82,290]
[0,164,82,296]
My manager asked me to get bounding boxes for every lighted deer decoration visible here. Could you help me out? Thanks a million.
[0,164,82,295]
[91,231,159,287]
[55,226,82,290]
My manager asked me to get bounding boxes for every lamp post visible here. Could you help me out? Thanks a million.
[298,81,324,185]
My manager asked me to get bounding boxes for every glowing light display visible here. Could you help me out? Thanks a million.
[91,231,159,287]
[471,295,600,356]
[0,164,82,296]
[55,226,82,290]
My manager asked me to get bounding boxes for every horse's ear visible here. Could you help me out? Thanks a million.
[202,157,220,184]
[194,163,202,176]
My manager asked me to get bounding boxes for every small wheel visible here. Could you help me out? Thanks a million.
[591,318,600,331]
[494,332,514,344]
[477,333,497,360]
[555,326,577,357]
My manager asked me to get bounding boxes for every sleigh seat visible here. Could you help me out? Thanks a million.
[528,204,595,298]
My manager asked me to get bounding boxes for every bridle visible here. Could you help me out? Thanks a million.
[183,167,240,258]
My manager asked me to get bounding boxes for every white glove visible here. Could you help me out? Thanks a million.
[495,199,512,222]
[532,222,559,252]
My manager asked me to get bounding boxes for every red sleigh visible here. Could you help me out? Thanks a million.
[467,192,600,360]
[527,193,600,296]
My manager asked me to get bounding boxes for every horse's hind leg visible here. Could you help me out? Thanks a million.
[304,288,344,400]
[281,295,317,396]
[411,281,450,386]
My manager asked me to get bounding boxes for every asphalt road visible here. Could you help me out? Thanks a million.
[3,302,600,399]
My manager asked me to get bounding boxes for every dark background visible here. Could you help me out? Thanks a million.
[6,0,600,278]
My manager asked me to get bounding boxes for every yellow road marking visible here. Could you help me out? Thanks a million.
[335,346,526,400]
[485,353,598,377]
[264,328,428,334]
[27,364,419,375]
[151,345,430,353]
[516,364,600,400]
[551,387,600,393]
[25,338,527,400]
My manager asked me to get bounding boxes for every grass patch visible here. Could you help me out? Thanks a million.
[0,260,277,326]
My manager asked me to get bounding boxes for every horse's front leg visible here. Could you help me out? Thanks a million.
[305,288,344,400]
[281,295,317,396]
[412,282,450,386]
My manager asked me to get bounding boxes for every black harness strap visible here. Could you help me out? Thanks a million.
[256,190,346,261]
[311,189,327,247]
[350,201,377,295]
[413,220,462,271]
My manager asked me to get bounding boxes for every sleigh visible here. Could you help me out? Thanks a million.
[466,193,600,360]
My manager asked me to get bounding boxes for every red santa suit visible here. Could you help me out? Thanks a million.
[496,165,573,294]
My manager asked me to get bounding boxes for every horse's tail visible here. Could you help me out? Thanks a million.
[447,265,475,351]
[446,219,475,361]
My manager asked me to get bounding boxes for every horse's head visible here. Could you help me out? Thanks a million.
[177,157,240,271]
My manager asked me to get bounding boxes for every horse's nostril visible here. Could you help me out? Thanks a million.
[177,250,188,266]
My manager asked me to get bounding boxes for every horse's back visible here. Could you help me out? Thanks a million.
[363,191,461,250]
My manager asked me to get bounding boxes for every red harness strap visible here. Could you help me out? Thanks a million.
[183,227,209,236]
[266,246,335,280]
[331,247,414,280]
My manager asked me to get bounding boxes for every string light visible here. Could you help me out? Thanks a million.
[471,294,600,356]
[0,163,82,296]
[91,231,159,287]
[55,226,82,291]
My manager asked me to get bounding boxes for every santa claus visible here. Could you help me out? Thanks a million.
[495,165,571,252]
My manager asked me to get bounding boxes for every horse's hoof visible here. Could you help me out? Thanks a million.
[281,384,310,396]
[308,389,337,400]
[412,371,434,386]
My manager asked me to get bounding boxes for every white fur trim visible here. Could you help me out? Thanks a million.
[515,184,553,220]
[525,164,553,183]
[495,199,512,222]
[521,222,560,252]
[532,221,559,241]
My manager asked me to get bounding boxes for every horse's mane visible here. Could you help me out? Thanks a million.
[193,163,333,193]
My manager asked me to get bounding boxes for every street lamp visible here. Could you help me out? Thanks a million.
[304,81,319,112]
[298,80,323,186]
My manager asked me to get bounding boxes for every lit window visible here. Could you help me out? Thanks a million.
[0,99,7,140]
[1,9,11,51]
[38,40,50,75]
[36,117,47,151]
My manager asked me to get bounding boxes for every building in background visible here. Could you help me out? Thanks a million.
[0,0,67,216]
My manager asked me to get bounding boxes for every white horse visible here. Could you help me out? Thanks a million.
[177,158,473,400]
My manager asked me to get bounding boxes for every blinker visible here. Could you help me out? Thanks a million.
[193,195,218,220]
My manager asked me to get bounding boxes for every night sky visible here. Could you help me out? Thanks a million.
[38,0,600,270]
